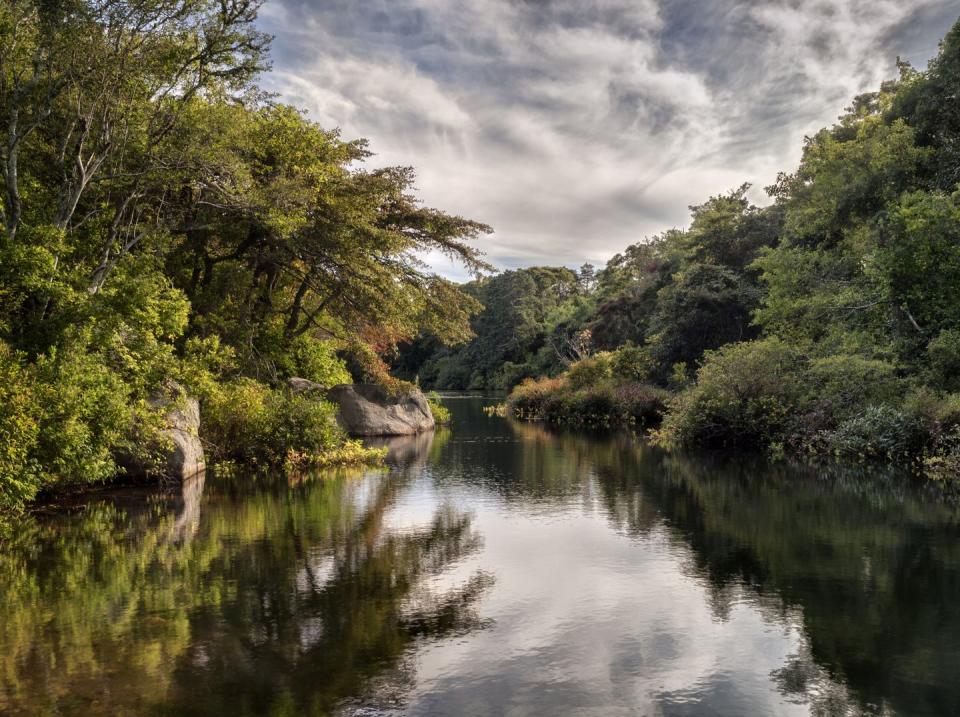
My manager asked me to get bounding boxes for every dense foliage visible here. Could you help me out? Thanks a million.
[490,20,960,478]
[0,0,489,511]
[395,266,590,389]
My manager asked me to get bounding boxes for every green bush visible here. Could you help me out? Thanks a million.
[571,385,619,426]
[656,338,807,449]
[178,335,238,399]
[927,329,960,391]
[0,317,193,511]
[508,376,568,418]
[817,405,925,462]
[935,393,960,431]
[427,392,452,425]
[278,335,351,387]
[610,344,655,382]
[32,339,138,488]
[0,344,42,511]
[566,353,613,390]
[613,383,669,428]
[203,379,343,464]
[506,372,666,429]
[925,424,960,481]
[806,354,901,419]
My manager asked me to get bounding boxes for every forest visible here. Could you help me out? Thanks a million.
[0,0,490,514]
[3,0,960,520]
[398,19,960,480]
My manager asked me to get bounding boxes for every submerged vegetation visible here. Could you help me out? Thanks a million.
[404,20,960,481]
[0,0,490,513]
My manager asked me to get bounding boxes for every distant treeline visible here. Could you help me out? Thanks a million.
[397,17,960,478]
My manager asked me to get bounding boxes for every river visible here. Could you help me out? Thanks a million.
[1,394,959,716]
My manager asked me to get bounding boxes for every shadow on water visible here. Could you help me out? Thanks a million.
[0,430,492,717]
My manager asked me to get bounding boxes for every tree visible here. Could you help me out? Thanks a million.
[0,0,268,242]
[683,185,781,270]
[647,263,761,372]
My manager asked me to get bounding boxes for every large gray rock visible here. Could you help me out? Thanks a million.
[119,382,205,481]
[327,383,435,436]
[159,393,206,480]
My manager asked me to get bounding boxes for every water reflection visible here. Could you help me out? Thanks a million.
[496,421,960,716]
[0,432,491,716]
[2,398,960,716]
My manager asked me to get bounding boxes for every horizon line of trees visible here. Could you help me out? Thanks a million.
[400,16,960,477]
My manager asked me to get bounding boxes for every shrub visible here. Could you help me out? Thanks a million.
[506,372,666,430]
[805,354,901,420]
[656,338,807,450]
[613,383,669,428]
[508,376,567,418]
[669,362,690,389]
[178,335,237,399]
[566,353,613,390]
[278,335,351,387]
[610,344,655,382]
[924,425,960,481]
[203,379,343,464]
[935,393,960,432]
[817,405,925,462]
[927,329,960,391]
[32,339,137,488]
[427,392,452,425]
[572,385,619,427]
[285,440,386,472]
[905,390,960,481]
[0,344,42,511]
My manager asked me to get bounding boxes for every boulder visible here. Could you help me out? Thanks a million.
[287,376,325,394]
[327,383,435,436]
[160,393,206,480]
[119,381,205,481]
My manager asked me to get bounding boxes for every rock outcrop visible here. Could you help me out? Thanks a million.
[159,393,206,479]
[327,383,435,436]
[119,381,205,481]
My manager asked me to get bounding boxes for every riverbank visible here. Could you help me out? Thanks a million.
[0,375,445,524]
[504,345,960,482]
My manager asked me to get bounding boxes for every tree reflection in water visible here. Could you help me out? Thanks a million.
[507,421,960,717]
[4,406,960,717]
[0,431,492,717]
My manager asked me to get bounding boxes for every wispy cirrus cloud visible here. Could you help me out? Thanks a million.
[257,0,959,278]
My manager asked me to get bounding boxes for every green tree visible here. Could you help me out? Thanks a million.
[647,263,761,372]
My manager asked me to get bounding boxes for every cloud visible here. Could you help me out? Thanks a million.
[257,0,958,279]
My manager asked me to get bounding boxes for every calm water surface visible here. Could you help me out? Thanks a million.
[2,395,960,716]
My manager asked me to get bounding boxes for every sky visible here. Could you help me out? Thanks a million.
[256,0,960,280]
